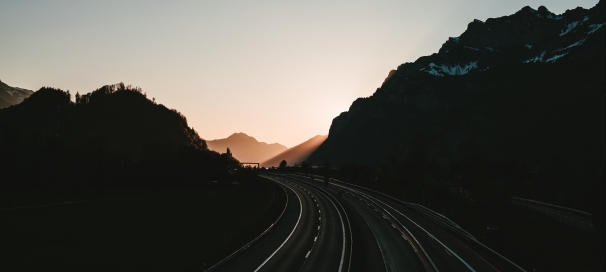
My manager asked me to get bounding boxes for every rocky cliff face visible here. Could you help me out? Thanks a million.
[0,80,33,109]
[393,2,605,79]
[308,1,605,167]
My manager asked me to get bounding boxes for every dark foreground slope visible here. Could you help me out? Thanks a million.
[1,175,284,271]
[310,1,605,169]
[0,83,239,205]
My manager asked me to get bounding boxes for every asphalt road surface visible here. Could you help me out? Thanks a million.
[211,173,524,272]
[217,175,350,272]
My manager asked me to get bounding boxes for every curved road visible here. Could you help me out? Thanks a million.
[217,175,349,272]
[212,173,524,272]
[291,173,526,272]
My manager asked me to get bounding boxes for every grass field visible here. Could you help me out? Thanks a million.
[1,177,284,271]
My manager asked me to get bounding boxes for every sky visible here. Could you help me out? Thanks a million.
[0,0,598,147]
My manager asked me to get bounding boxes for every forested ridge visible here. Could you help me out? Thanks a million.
[0,83,239,206]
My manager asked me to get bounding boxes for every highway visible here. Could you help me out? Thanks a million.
[211,175,351,272]
[292,173,526,272]
[209,173,524,272]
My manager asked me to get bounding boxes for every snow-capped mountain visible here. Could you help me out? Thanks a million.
[390,2,605,78]
[308,0,605,167]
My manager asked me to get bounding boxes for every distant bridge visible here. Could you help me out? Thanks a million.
[240,162,260,168]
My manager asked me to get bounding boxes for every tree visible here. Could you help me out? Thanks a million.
[226,147,232,157]
[279,160,287,169]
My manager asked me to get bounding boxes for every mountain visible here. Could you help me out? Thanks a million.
[262,135,327,167]
[308,0,605,168]
[207,133,287,163]
[0,80,34,109]
[0,83,239,191]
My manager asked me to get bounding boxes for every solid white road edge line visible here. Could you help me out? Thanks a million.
[254,180,303,272]
[285,175,348,272]
[314,183,348,272]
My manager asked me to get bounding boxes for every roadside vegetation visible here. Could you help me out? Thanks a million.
[0,84,241,208]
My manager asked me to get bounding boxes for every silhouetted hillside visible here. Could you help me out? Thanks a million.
[0,83,239,202]
[207,133,287,163]
[309,1,605,169]
[307,1,605,214]
[0,80,33,109]
[262,135,327,167]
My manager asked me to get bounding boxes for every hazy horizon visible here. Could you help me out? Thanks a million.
[0,0,598,147]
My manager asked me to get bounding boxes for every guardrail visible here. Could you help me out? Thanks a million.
[510,197,591,215]
[205,176,289,272]
[510,197,595,233]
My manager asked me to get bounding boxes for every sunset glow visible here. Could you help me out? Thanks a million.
[0,0,597,146]
[1,0,603,271]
